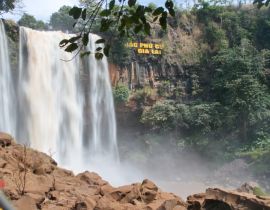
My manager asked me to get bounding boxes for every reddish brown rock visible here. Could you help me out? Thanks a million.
[0,133,187,210]
[5,132,270,210]
[77,171,108,186]
[0,132,14,147]
[188,188,270,210]
[13,195,37,210]
[0,158,7,168]
[120,183,141,204]
[110,185,134,201]
[205,188,270,210]
[162,199,187,210]
[95,194,123,210]
[140,179,159,203]
[0,131,270,210]
[187,193,205,210]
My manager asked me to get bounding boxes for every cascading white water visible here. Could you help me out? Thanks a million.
[0,20,16,135]
[17,27,119,181]
[86,34,118,162]
[18,27,84,166]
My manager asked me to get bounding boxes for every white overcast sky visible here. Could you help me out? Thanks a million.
[3,0,171,22]
[22,0,79,21]
[3,0,78,21]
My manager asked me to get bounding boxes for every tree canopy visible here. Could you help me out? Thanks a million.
[212,40,270,141]
[18,13,48,30]
[50,6,75,32]
[0,0,16,14]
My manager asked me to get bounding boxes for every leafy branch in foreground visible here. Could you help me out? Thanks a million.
[59,0,175,60]
[0,0,23,16]
[253,0,270,8]
[0,0,16,14]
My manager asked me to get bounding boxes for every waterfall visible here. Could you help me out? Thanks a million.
[0,20,16,135]
[18,27,83,162]
[86,34,118,162]
[17,27,119,181]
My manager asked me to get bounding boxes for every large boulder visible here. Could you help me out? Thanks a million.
[140,179,158,203]
[187,193,205,210]
[188,187,270,210]
[0,132,14,147]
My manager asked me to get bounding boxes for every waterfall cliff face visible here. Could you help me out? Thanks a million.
[16,27,119,179]
[0,20,16,135]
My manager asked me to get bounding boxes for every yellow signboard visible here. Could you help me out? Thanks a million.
[126,42,163,55]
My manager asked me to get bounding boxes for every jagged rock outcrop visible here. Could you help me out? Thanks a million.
[1,132,270,210]
[0,132,187,210]
[187,187,270,210]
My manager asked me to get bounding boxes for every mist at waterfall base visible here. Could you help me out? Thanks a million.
[0,23,255,198]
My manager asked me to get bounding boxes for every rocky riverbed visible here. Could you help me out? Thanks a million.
[0,132,270,210]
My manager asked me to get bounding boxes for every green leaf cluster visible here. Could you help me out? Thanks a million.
[59,0,176,58]
[0,0,16,14]
[113,84,130,104]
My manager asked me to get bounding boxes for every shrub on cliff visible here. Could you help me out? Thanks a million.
[141,100,221,132]
[157,80,172,97]
[141,100,177,130]
[113,84,129,105]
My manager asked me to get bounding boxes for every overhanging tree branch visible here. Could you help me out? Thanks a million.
[59,0,176,60]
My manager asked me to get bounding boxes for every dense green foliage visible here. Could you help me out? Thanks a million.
[113,84,130,104]
[18,13,47,30]
[0,0,17,14]
[136,3,270,179]
[254,0,270,8]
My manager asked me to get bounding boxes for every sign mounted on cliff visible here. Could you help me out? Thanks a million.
[126,42,163,55]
